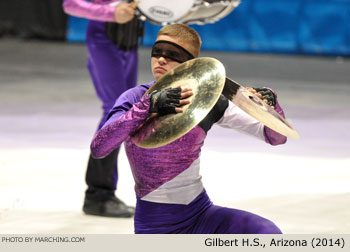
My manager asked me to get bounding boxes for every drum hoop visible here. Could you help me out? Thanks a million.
[135,0,196,26]
[135,8,177,26]
[136,0,241,26]
[179,5,235,25]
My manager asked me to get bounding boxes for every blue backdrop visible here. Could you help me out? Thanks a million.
[66,0,350,56]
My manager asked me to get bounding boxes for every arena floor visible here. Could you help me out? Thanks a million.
[0,38,349,234]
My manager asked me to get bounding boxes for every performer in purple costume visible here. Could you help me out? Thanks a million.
[63,0,142,217]
[91,24,287,233]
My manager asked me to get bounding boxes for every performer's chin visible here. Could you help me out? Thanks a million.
[153,70,166,79]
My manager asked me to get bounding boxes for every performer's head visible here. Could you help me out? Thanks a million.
[151,24,202,80]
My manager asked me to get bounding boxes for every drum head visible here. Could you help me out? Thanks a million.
[136,0,196,25]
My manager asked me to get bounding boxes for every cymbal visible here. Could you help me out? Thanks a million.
[223,78,299,139]
[131,57,226,148]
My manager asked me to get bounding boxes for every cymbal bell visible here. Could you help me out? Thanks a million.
[131,57,226,148]
[223,78,299,139]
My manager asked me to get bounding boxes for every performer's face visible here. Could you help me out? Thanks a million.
[151,35,194,80]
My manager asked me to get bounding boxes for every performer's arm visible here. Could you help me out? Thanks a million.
[62,0,119,22]
[91,86,191,158]
[217,90,287,146]
[262,91,287,145]
[90,89,151,159]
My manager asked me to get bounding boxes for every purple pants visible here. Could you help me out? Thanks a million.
[134,190,282,234]
[86,20,138,129]
[85,20,138,199]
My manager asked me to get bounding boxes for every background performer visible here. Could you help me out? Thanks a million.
[63,0,143,217]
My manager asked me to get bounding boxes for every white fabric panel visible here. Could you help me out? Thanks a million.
[217,101,265,140]
[141,158,203,205]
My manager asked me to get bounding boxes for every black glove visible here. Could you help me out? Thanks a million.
[149,88,182,116]
[254,87,276,107]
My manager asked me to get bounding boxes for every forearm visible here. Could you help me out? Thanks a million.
[63,0,117,22]
[217,94,287,145]
[216,101,266,140]
[91,96,151,158]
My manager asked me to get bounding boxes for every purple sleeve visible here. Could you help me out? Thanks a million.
[91,95,151,158]
[90,84,153,158]
[263,89,287,145]
[62,0,117,22]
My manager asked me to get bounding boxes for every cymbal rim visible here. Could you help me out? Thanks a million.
[235,87,300,140]
[132,57,226,148]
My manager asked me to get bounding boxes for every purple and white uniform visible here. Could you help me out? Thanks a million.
[63,0,138,200]
[91,82,287,234]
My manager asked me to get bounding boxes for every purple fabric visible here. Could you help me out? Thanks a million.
[125,126,206,198]
[85,20,137,189]
[90,82,153,158]
[91,94,151,158]
[91,83,289,197]
[263,89,287,145]
[63,0,138,192]
[105,82,154,126]
[91,83,287,234]
[134,190,282,234]
[91,81,206,197]
[86,21,138,129]
[63,0,118,22]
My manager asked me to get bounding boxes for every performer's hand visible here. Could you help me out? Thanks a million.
[149,87,193,116]
[114,3,135,24]
[247,87,276,109]
[176,87,193,113]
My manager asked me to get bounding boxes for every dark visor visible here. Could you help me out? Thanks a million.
[151,40,195,63]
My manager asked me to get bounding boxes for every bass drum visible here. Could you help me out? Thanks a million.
[136,0,241,25]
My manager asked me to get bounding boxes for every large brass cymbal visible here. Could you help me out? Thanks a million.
[223,78,299,139]
[131,57,226,148]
